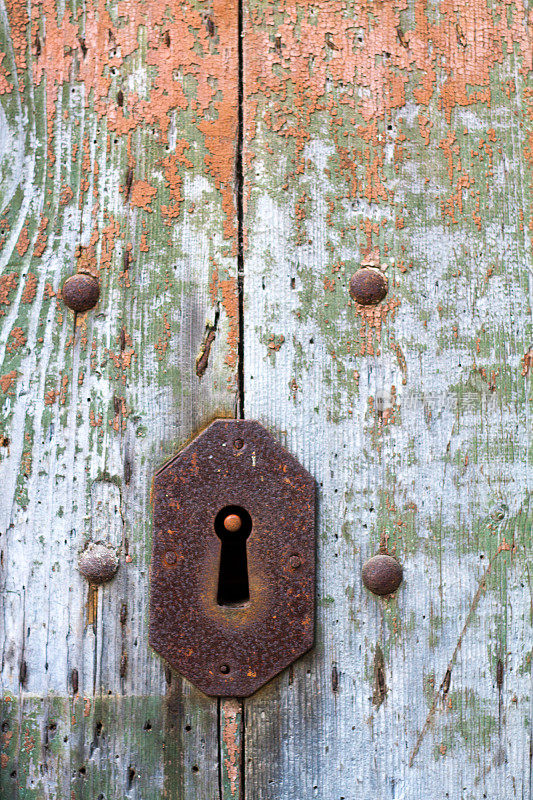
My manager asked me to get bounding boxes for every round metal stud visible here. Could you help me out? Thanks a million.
[62,273,100,313]
[223,513,242,533]
[362,553,403,596]
[78,542,119,585]
[349,267,388,306]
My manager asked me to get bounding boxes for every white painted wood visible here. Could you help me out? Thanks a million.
[242,0,532,797]
[0,0,239,795]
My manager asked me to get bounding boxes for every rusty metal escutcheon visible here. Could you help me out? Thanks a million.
[149,419,316,697]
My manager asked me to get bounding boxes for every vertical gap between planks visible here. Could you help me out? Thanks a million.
[239,699,245,800]
[236,0,245,421]
[218,697,244,800]
[219,0,246,797]
[237,0,246,786]
[217,699,223,799]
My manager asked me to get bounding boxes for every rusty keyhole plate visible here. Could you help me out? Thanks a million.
[149,419,315,697]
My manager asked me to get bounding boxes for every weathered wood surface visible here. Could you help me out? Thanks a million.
[0,0,531,797]
[243,1,531,798]
[0,0,240,796]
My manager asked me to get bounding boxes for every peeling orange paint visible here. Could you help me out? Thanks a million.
[44,389,58,405]
[0,53,12,95]
[209,259,239,371]
[75,244,98,277]
[245,0,531,186]
[0,371,17,394]
[222,699,241,798]
[160,143,193,223]
[7,327,26,353]
[522,348,533,377]
[0,274,18,311]
[28,0,239,240]
[15,227,30,257]
[219,278,239,370]
[130,181,157,212]
[33,216,49,258]
[352,294,401,356]
[59,185,74,205]
[21,273,37,304]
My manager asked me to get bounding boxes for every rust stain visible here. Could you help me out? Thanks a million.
[111,396,128,432]
[22,728,35,754]
[352,295,401,356]
[1,729,12,748]
[75,244,98,278]
[222,699,241,797]
[98,218,119,270]
[108,330,136,386]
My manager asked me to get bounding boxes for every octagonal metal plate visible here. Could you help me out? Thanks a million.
[149,419,315,697]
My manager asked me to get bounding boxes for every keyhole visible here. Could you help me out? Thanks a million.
[214,505,252,606]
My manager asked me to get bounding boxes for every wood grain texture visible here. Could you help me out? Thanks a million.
[0,0,239,796]
[242,0,531,798]
[0,0,531,797]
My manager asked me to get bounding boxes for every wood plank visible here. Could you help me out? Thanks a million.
[0,0,239,796]
[242,1,531,797]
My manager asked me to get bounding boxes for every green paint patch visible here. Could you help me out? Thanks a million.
[0,695,199,800]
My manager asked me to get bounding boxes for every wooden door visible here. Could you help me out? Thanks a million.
[0,0,530,797]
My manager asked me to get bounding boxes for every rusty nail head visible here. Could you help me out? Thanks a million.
[289,554,301,570]
[223,513,242,532]
[220,664,230,674]
[233,438,244,450]
[362,554,403,596]
[62,273,100,313]
[78,542,119,584]
[164,551,177,566]
[349,267,388,306]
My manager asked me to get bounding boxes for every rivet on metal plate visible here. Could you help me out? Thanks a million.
[149,419,316,697]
